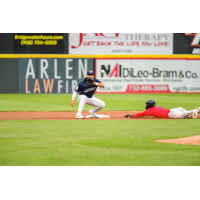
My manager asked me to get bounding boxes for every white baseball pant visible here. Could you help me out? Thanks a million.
[77,95,105,115]
[168,107,196,119]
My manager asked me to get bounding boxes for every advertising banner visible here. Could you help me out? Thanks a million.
[69,33,173,55]
[174,33,200,54]
[14,34,64,53]
[18,58,94,93]
[95,58,200,93]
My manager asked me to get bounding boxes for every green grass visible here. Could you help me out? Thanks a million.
[0,120,200,166]
[0,93,200,111]
[0,93,200,166]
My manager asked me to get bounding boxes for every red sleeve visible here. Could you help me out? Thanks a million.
[133,110,152,117]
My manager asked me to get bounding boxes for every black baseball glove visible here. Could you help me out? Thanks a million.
[124,114,133,118]
[83,77,94,85]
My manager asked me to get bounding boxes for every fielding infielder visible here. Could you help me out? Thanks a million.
[124,99,200,119]
[71,70,105,119]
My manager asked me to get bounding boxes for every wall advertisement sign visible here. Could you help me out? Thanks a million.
[18,58,94,93]
[95,58,200,93]
[69,33,173,55]
[14,33,64,53]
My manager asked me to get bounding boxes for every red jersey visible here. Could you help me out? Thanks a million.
[133,106,170,118]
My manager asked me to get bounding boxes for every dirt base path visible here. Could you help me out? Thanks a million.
[0,111,199,121]
[0,111,173,120]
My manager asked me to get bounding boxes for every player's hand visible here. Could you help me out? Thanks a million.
[71,100,75,107]
[124,114,133,118]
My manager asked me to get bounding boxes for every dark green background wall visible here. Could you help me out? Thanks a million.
[0,59,18,93]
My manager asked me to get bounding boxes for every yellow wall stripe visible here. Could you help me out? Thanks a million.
[0,54,200,59]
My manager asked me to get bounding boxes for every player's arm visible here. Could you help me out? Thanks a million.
[124,110,150,118]
[71,85,79,107]
[94,82,104,87]
[93,79,105,88]
[133,111,148,117]
[71,91,78,107]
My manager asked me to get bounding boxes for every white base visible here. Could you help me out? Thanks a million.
[85,115,110,119]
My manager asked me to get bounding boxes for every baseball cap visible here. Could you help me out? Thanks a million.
[87,70,94,75]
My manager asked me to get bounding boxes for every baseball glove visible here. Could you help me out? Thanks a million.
[83,77,94,85]
[124,114,133,118]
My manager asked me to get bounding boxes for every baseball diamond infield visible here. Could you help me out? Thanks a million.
[1,111,200,146]
[0,111,199,121]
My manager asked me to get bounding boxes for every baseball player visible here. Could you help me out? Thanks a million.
[71,70,105,119]
[124,99,200,119]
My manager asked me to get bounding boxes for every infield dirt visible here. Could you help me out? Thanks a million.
[155,135,200,145]
[0,111,199,121]
[0,111,174,120]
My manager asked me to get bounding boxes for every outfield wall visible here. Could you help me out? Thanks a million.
[0,55,200,93]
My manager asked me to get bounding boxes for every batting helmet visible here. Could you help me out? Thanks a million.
[145,99,156,110]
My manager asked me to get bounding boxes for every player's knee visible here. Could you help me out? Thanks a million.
[99,102,105,109]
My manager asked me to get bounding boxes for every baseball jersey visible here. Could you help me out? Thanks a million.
[133,106,170,118]
[75,78,101,98]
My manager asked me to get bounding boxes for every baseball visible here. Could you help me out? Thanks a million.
[101,70,104,73]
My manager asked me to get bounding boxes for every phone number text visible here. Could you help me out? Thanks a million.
[128,85,168,91]
[21,40,58,45]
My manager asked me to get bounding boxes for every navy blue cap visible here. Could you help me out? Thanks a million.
[87,70,94,75]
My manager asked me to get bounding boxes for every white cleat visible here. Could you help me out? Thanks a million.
[193,108,199,119]
[76,114,84,119]
[89,110,99,118]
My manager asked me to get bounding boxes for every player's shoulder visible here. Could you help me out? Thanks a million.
[147,106,156,110]
[79,80,84,85]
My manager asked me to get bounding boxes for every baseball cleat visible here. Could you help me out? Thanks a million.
[76,114,84,119]
[89,110,99,118]
[193,108,199,119]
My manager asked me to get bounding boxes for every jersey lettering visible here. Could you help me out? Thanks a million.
[84,87,96,93]
[75,78,101,98]
[157,106,163,109]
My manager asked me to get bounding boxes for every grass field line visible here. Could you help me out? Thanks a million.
[0,100,61,106]
[75,142,200,155]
